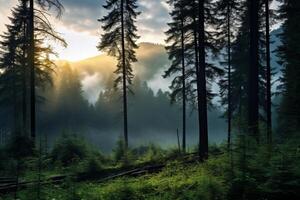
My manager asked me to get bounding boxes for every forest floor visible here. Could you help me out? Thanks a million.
[1,135,299,200]
[1,154,228,200]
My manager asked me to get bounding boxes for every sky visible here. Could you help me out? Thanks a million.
[0,0,281,61]
[0,0,171,61]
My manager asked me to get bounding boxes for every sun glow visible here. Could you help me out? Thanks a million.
[53,28,100,62]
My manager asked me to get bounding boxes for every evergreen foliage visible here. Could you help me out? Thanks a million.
[0,0,300,199]
[0,0,66,140]
[98,0,140,149]
[276,0,300,134]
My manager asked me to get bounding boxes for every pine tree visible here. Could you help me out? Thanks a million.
[164,0,193,153]
[196,0,209,159]
[218,1,269,141]
[216,0,245,149]
[28,0,64,141]
[276,0,300,134]
[98,0,140,149]
[248,0,260,141]
[264,0,272,144]
[0,0,66,141]
[0,0,35,135]
[187,0,223,159]
[165,0,224,159]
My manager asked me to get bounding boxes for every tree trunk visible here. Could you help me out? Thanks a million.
[29,0,36,141]
[192,0,201,160]
[37,136,42,200]
[248,0,259,142]
[198,0,209,159]
[22,7,27,136]
[12,70,18,134]
[180,7,186,153]
[265,0,272,144]
[121,0,128,149]
[227,2,232,150]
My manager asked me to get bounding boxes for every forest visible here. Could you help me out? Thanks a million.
[0,0,299,199]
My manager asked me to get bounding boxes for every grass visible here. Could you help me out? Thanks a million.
[1,155,229,200]
[2,135,299,200]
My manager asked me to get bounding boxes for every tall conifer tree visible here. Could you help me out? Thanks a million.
[216,0,245,149]
[185,0,223,159]
[248,0,260,141]
[277,0,300,134]
[0,0,66,140]
[265,0,272,144]
[99,0,140,149]
[27,0,64,140]
[164,0,194,153]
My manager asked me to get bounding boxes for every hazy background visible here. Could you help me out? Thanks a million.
[0,0,282,153]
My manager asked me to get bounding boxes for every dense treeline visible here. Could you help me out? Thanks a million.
[163,0,298,155]
[36,63,226,151]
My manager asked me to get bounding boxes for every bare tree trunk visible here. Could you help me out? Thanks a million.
[265,0,272,144]
[121,0,128,149]
[37,136,42,200]
[227,2,232,150]
[180,7,186,153]
[13,72,18,134]
[22,7,28,136]
[198,0,208,159]
[248,0,259,142]
[29,0,36,141]
[192,0,202,160]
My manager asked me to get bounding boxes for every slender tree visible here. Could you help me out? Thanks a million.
[27,0,64,141]
[276,0,300,134]
[226,1,232,150]
[197,0,209,159]
[180,0,223,159]
[29,0,35,139]
[265,0,272,144]
[164,0,192,153]
[195,0,223,159]
[99,0,140,149]
[248,0,260,141]
[216,0,245,149]
[0,3,25,134]
[219,0,269,140]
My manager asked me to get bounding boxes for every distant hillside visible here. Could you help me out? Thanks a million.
[70,42,168,82]
[60,28,282,102]
[55,43,169,103]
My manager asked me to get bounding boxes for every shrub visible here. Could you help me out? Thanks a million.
[51,133,90,167]
[133,144,165,163]
[112,138,133,166]
[83,157,103,176]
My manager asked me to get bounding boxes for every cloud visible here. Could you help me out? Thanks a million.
[52,0,103,35]
[56,0,170,43]
[0,0,281,45]
[81,72,103,104]
[0,0,17,33]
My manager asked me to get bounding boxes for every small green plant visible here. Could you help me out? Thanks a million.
[132,144,165,164]
[51,133,90,167]
[83,157,103,176]
[112,137,133,166]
